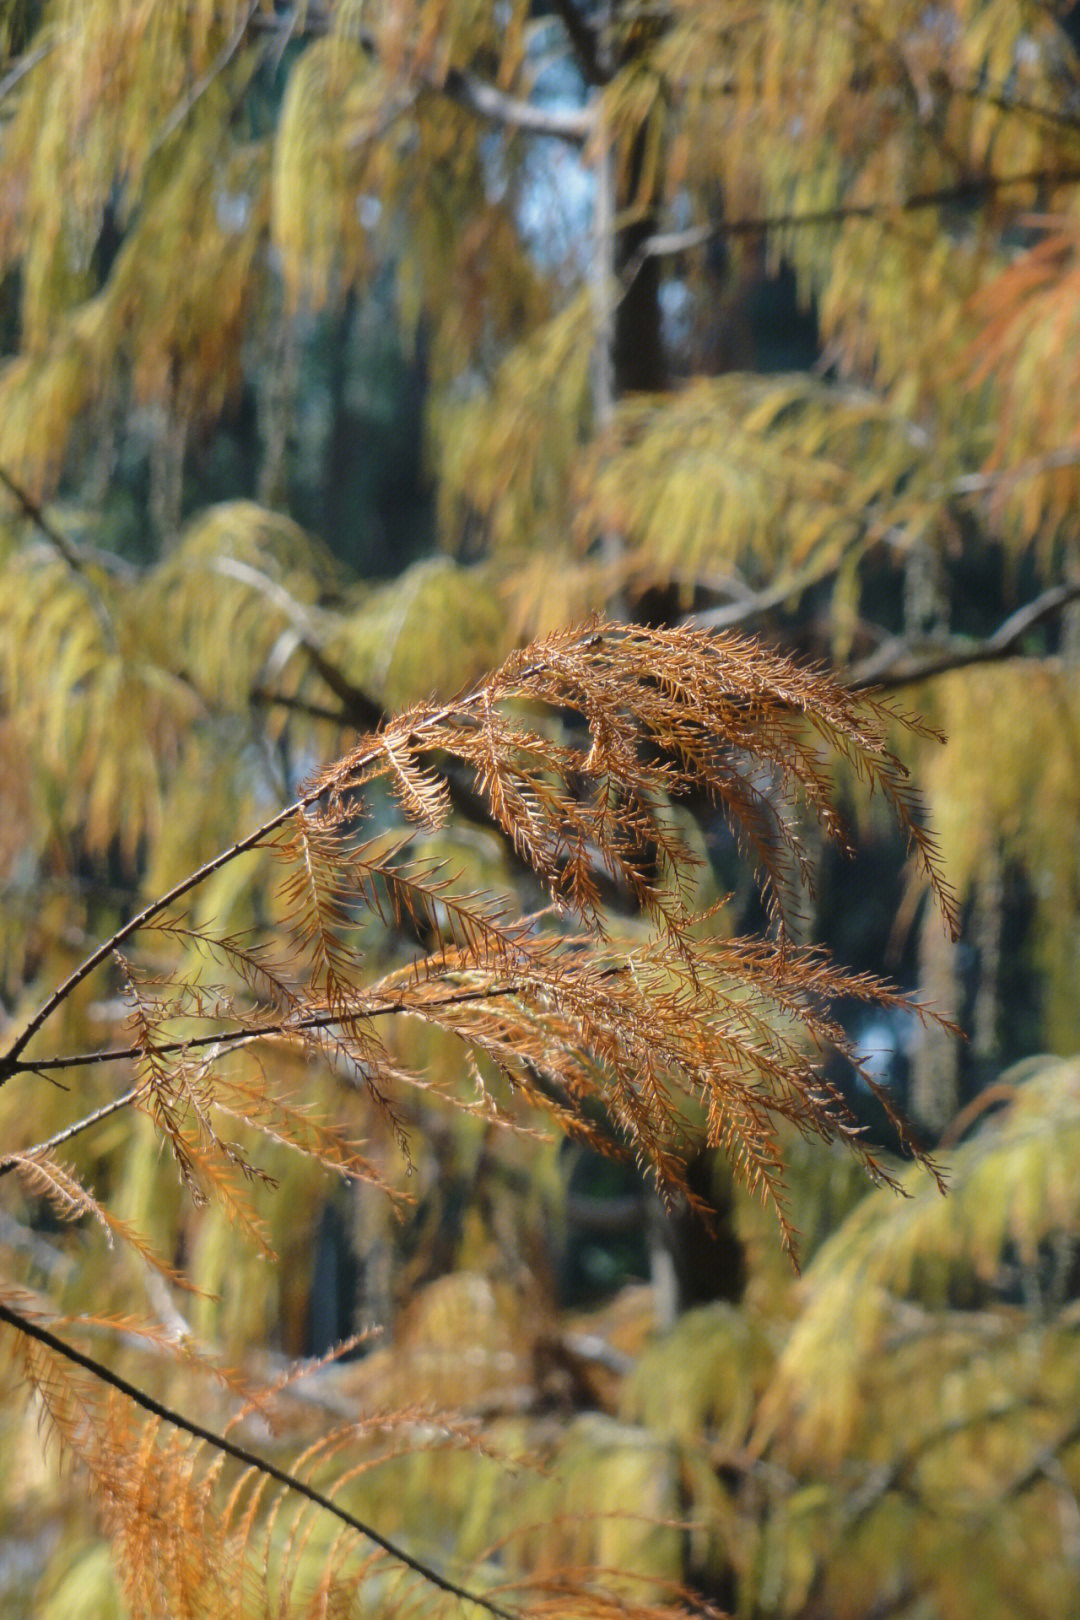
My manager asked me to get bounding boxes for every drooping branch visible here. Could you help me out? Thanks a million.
[249,4,593,141]
[250,675,651,910]
[0,1299,521,1620]
[0,465,89,575]
[635,167,1080,263]
[441,65,593,140]
[1,621,960,1243]
[847,581,1080,690]
[146,0,262,155]
[685,569,1080,687]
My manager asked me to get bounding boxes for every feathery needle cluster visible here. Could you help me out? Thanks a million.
[0,620,956,1617]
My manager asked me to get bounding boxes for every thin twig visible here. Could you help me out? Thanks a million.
[2,982,526,1087]
[0,1085,143,1176]
[0,33,60,103]
[0,464,121,649]
[147,0,261,156]
[0,649,560,1080]
[0,1300,520,1620]
[847,580,1080,689]
[0,465,87,574]
[0,800,307,1081]
[634,165,1080,267]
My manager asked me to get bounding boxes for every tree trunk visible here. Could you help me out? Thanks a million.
[910,901,962,1135]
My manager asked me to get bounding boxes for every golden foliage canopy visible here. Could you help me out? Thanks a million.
[2,0,1080,581]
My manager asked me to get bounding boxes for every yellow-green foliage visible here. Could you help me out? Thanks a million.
[324,556,514,712]
[0,544,201,862]
[36,1544,125,1620]
[619,1300,776,1448]
[508,1414,687,1593]
[761,1057,1080,1460]
[586,375,944,594]
[1,0,1079,595]
[0,25,266,498]
[970,227,1080,549]
[916,665,1080,1050]
[0,1,252,342]
[740,1056,1080,1618]
[0,499,344,892]
[433,291,596,627]
[271,35,377,312]
[657,0,1080,395]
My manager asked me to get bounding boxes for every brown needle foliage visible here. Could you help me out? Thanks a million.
[0,620,956,1618]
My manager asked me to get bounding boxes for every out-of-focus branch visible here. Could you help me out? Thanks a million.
[684,563,844,632]
[847,581,1080,689]
[148,0,261,153]
[0,32,66,104]
[683,567,1080,689]
[635,166,1080,267]
[549,0,605,86]
[250,4,593,140]
[441,66,593,138]
[0,465,87,574]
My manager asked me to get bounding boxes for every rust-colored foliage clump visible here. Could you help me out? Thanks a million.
[0,621,955,1618]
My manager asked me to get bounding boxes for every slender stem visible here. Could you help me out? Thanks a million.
[634,166,1080,263]
[0,1085,143,1176]
[0,982,528,1172]
[0,797,307,1081]
[0,1300,519,1620]
[1,765,385,1079]
[146,0,260,155]
[0,33,63,104]
[591,3,624,618]
[0,465,85,572]
[0,639,572,1082]
[6,981,525,1079]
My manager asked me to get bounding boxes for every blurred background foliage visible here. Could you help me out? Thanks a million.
[4,1,1080,1615]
